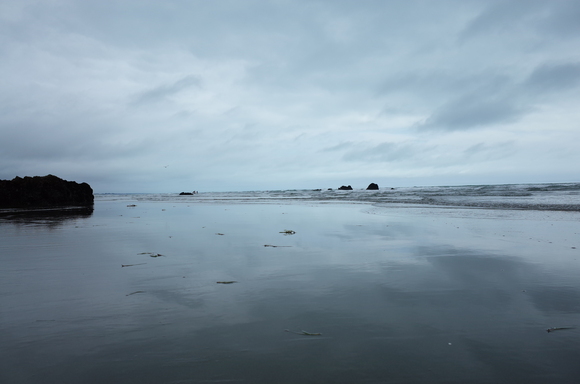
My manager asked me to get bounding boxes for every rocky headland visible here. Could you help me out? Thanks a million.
[0,175,94,208]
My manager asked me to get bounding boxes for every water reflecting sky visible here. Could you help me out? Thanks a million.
[1,201,579,383]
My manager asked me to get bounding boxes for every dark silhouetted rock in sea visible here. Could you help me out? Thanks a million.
[0,174,94,208]
[338,185,353,190]
[366,183,379,190]
[179,192,193,195]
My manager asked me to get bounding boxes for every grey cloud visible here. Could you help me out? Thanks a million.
[524,62,580,93]
[460,0,548,41]
[377,71,515,109]
[412,73,527,131]
[378,71,470,101]
[132,75,202,105]
[338,140,516,168]
[460,0,580,44]
[411,61,580,132]
[342,142,422,163]
[536,0,580,38]
[418,96,527,131]
[463,142,514,161]
[322,142,355,152]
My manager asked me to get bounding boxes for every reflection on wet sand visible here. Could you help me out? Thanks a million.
[1,200,579,384]
[0,206,94,227]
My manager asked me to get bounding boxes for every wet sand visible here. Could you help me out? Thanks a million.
[1,200,580,383]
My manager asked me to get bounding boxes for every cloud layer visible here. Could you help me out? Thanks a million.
[1,0,579,191]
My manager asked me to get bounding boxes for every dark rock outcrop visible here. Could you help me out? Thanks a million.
[366,183,379,190]
[338,185,353,190]
[179,192,193,195]
[0,175,94,208]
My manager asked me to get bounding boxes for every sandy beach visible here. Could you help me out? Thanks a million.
[1,198,580,383]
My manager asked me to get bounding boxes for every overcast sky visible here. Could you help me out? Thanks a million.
[1,0,580,192]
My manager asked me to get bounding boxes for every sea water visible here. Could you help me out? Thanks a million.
[97,181,580,210]
[1,183,580,383]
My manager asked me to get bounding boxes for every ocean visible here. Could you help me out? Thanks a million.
[1,183,580,383]
[98,181,580,211]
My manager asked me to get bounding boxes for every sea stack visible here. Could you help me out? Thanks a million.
[366,183,379,190]
[0,175,94,208]
[338,185,353,190]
